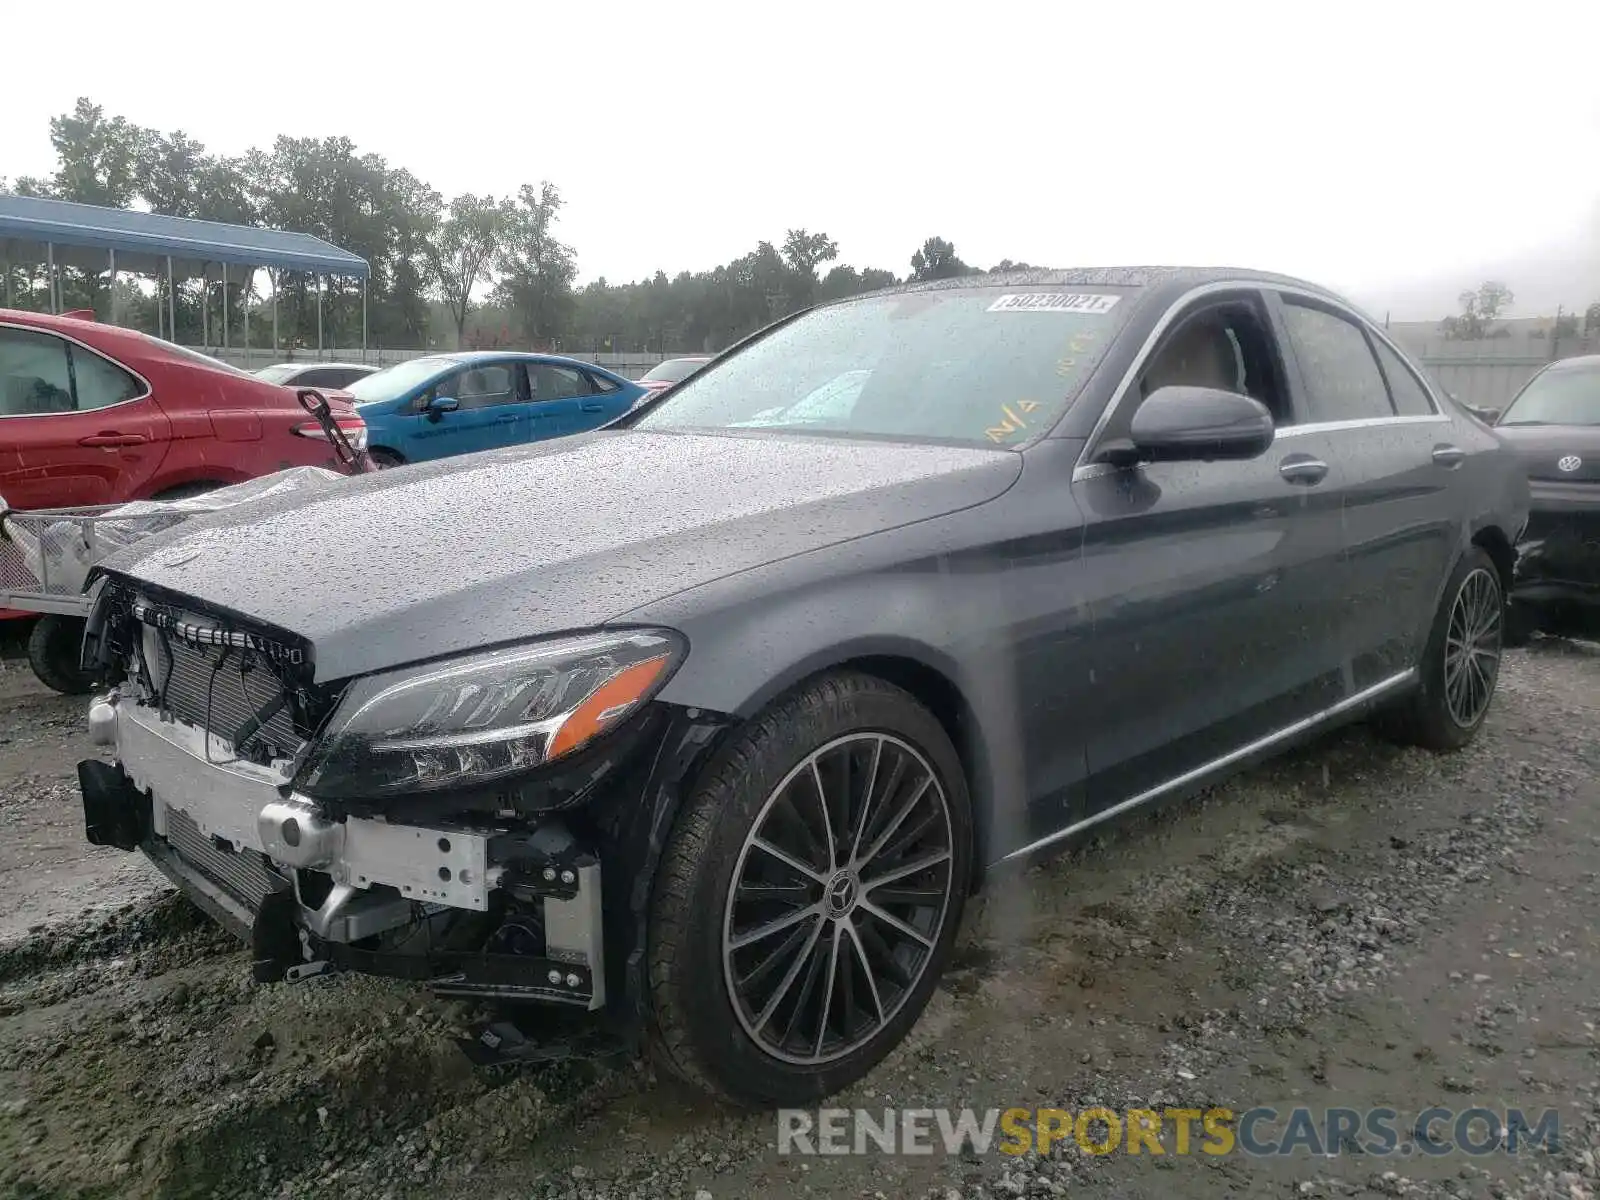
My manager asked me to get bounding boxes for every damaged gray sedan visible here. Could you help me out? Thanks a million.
[76,268,1529,1107]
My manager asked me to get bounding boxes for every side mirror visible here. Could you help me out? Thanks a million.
[1123,386,1275,464]
[425,395,459,417]
[1466,405,1500,425]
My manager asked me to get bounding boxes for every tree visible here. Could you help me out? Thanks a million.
[1475,281,1513,323]
[491,182,576,345]
[989,259,1034,273]
[1585,302,1600,336]
[31,98,146,208]
[779,228,839,309]
[910,236,970,281]
[426,194,506,347]
[9,97,1005,351]
[134,130,208,217]
[1439,280,1515,340]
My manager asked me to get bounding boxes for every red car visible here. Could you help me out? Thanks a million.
[636,355,711,399]
[1,308,366,619]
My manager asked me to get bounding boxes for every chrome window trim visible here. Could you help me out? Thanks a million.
[1361,321,1443,416]
[0,318,155,419]
[1072,281,1449,480]
[1276,413,1450,438]
[1071,413,1454,482]
[998,667,1417,865]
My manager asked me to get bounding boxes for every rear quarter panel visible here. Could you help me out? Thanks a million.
[144,359,351,492]
[1435,406,1530,600]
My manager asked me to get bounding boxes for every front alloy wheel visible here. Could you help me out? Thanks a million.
[649,673,971,1107]
[723,733,955,1066]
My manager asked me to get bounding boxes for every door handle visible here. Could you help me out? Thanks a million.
[580,401,604,412]
[78,433,147,447]
[1432,444,1466,468]
[494,414,519,424]
[1278,455,1329,485]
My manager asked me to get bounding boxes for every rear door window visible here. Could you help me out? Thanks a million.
[71,346,143,410]
[529,363,592,401]
[0,327,141,415]
[1280,300,1396,422]
[1371,339,1437,417]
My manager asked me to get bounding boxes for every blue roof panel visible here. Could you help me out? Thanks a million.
[0,194,369,277]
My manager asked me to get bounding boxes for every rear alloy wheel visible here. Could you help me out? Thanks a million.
[649,673,971,1107]
[1442,566,1503,728]
[1377,546,1504,751]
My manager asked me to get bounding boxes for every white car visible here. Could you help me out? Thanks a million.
[254,362,379,390]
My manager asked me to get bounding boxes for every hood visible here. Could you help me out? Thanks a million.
[1494,423,1600,482]
[105,429,1019,682]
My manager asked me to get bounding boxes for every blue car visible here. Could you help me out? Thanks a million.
[346,352,647,467]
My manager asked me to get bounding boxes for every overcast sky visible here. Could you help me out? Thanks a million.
[5,0,1599,318]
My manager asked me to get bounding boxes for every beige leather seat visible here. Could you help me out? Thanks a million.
[1141,317,1240,397]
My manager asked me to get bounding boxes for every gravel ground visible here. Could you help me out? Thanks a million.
[2,620,1598,1200]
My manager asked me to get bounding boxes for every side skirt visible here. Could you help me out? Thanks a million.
[995,668,1418,868]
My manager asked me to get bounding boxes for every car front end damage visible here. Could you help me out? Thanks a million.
[1512,478,1600,620]
[75,573,732,1029]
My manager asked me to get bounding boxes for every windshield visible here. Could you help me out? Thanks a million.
[346,357,454,403]
[253,364,299,384]
[641,357,708,384]
[1500,361,1600,426]
[634,288,1131,446]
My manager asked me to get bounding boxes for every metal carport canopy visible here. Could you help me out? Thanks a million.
[0,193,369,278]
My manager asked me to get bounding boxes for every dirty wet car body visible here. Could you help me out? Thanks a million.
[74,267,1530,1107]
[1493,354,1600,633]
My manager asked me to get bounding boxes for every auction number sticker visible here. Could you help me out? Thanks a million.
[987,292,1121,314]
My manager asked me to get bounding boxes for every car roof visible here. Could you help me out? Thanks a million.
[262,361,373,371]
[1541,353,1600,372]
[844,265,1349,306]
[0,307,216,369]
[2,306,151,347]
[437,350,608,369]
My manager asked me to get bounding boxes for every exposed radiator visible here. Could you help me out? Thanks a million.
[164,807,285,911]
[141,625,303,762]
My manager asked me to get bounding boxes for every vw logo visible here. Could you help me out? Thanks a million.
[1557,455,1583,473]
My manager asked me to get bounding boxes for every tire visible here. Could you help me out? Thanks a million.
[648,672,972,1107]
[27,614,96,695]
[368,448,405,470]
[1502,599,1538,649]
[1376,547,1504,751]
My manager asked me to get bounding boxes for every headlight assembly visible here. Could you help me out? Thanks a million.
[293,629,684,802]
